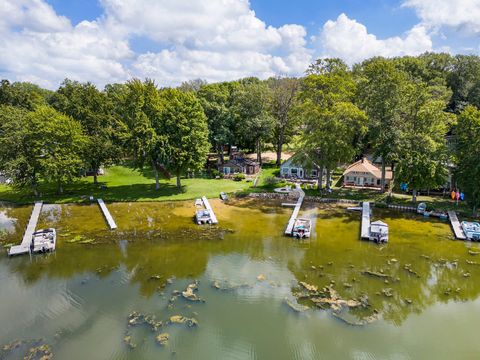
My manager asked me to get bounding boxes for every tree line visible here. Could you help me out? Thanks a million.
[0,53,479,213]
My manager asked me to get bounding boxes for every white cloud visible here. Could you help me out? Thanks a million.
[0,0,311,89]
[318,13,433,64]
[403,0,480,34]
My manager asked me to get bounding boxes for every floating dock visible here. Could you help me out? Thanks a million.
[8,201,43,256]
[448,211,466,240]
[285,184,305,235]
[360,202,371,239]
[201,196,218,224]
[97,199,117,230]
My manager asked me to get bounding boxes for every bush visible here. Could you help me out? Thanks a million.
[209,169,224,179]
[233,173,246,181]
[264,176,279,186]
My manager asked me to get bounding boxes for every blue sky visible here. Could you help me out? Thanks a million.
[1,0,479,88]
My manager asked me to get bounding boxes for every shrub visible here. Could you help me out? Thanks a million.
[233,173,246,181]
[209,169,224,179]
[264,176,279,186]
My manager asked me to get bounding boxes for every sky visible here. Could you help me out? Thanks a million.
[1,0,479,89]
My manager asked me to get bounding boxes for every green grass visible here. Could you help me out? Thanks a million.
[0,165,251,204]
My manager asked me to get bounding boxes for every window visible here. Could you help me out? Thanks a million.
[291,168,298,175]
[311,169,318,177]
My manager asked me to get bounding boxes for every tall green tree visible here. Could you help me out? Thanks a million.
[113,79,167,190]
[0,105,40,193]
[197,82,235,164]
[159,89,210,189]
[297,66,366,190]
[395,83,454,202]
[51,79,120,184]
[267,77,300,166]
[357,57,408,192]
[233,80,273,164]
[0,105,86,194]
[456,106,480,215]
[31,106,87,193]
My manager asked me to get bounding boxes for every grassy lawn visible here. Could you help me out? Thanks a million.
[0,165,251,204]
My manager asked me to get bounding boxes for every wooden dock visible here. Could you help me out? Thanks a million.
[285,184,305,235]
[448,211,466,240]
[360,202,371,239]
[201,196,218,224]
[8,201,43,256]
[97,199,117,230]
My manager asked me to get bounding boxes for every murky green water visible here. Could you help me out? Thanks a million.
[1,199,480,359]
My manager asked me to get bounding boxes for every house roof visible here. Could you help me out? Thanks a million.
[343,158,392,180]
[223,157,259,167]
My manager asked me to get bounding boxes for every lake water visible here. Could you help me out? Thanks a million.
[1,199,480,359]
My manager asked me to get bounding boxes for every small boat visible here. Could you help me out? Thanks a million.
[220,192,228,201]
[461,221,480,241]
[195,198,203,207]
[417,202,427,214]
[195,209,212,225]
[369,221,389,243]
[347,206,362,212]
[292,218,311,239]
[30,228,56,253]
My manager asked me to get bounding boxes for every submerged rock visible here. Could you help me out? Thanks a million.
[284,298,309,313]
[156,333,169,346]
[123,335,136,349]
[24,344,53,360]
[299,281,318,292]
[182,281,204,302]
[381,288,393,297]
[168,315,198,327]
[127,311,162,331]
[256,274,266,281]
[361,270,390,279]
[333,309,381,326]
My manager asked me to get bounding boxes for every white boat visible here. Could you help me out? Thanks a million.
[30,228,56,253]
[195,198,203,207]
[220,192,228,201]
[195,209,212,225]
[369,221,389,243]
[461,221,480,241]
[292,218,311,239]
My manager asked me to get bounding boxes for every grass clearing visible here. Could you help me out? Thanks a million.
[0,165,251,204]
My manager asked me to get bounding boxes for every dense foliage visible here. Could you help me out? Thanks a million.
[1,53,480,210]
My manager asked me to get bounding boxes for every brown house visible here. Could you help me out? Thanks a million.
[219,152,260,175]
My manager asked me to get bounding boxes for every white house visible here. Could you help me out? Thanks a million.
[343,158,392,187]
[280,155,324,179]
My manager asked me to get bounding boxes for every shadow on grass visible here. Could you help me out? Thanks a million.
[0,181,187,204]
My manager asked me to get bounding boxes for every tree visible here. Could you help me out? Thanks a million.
[197,82,235,164]
[113,79,167,190]
[159,89,210,189]
[233,80,273,164]
[0,105,40,193]
[455,106,480,215]
[267,77,300,166]
[31,106,87,193]
[50,79,120,184]
[447,55,480,112]
[296,69,366,190]
[357,57,409,193]
[0,80,51,110]
[0,105,86,194]
[395,82,454,202]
